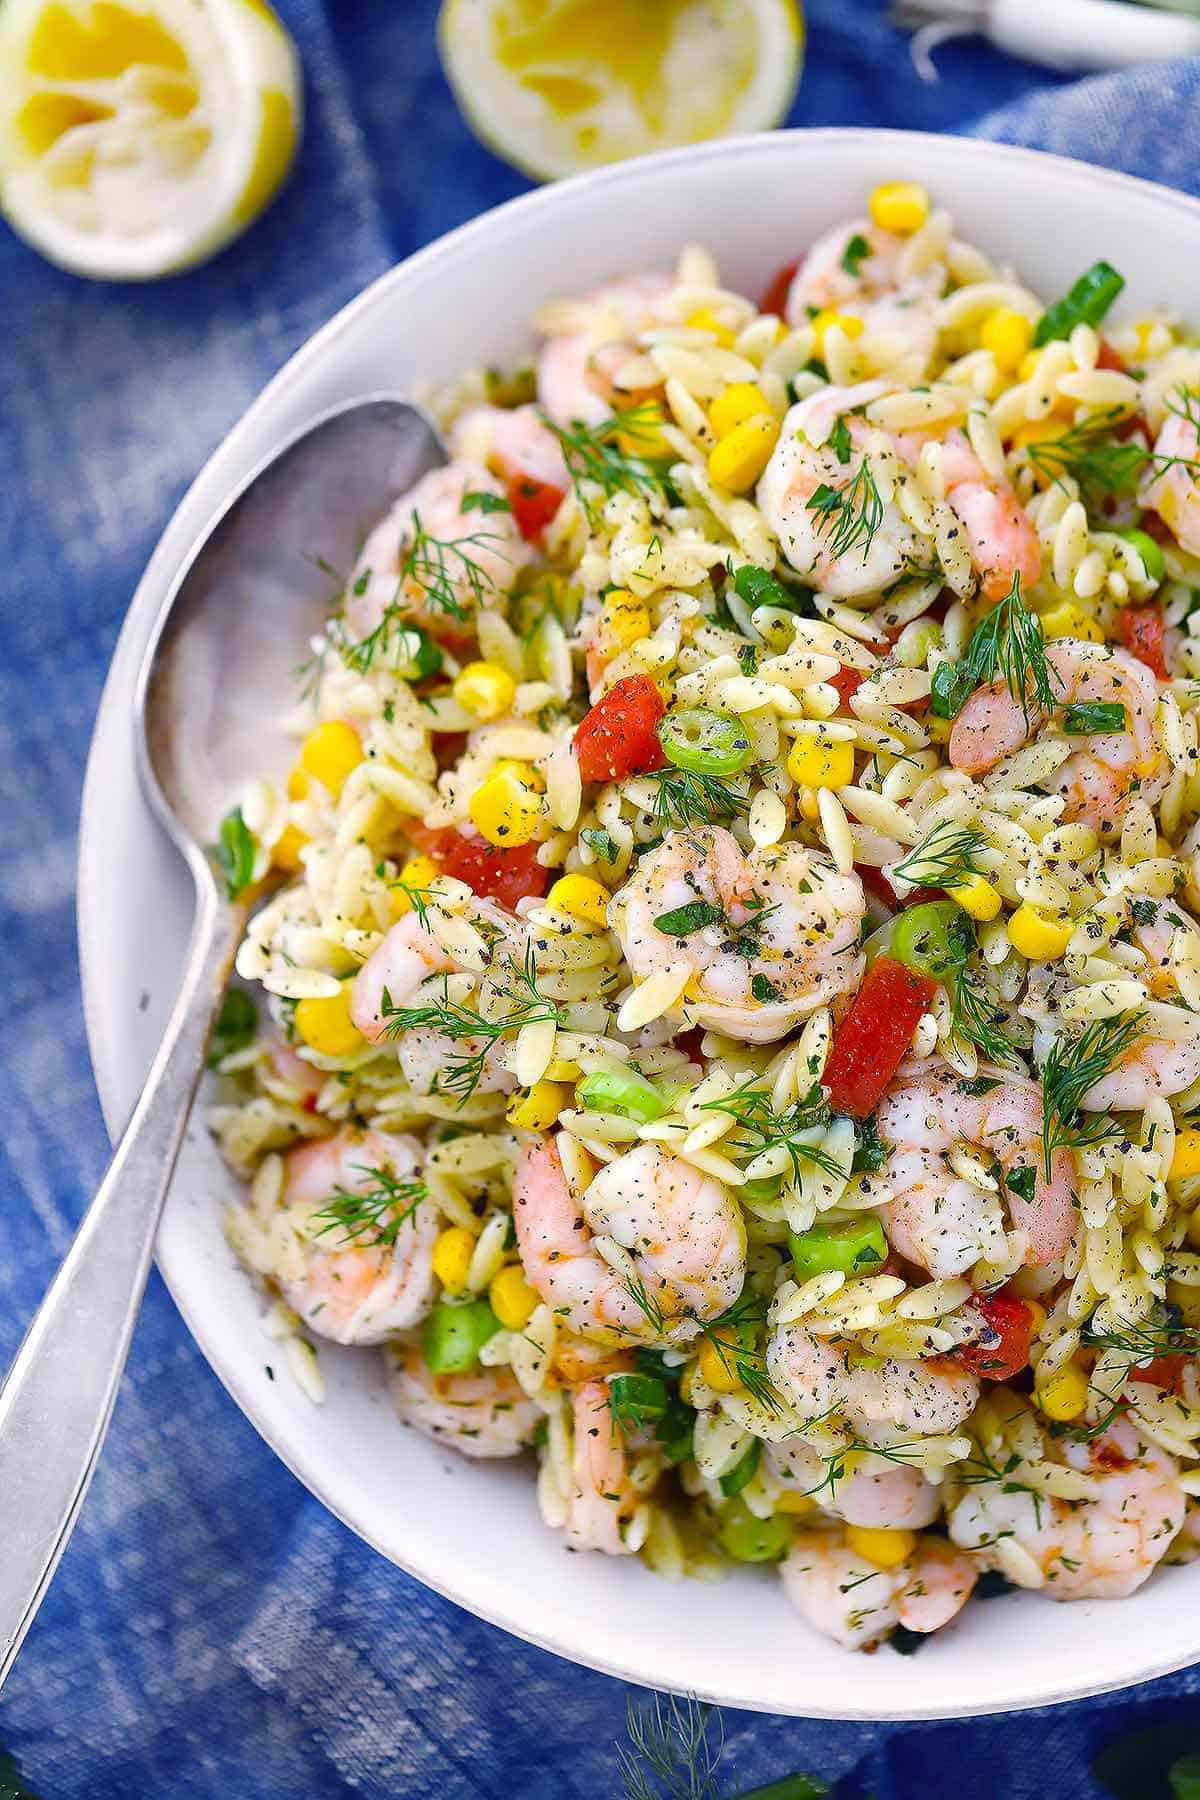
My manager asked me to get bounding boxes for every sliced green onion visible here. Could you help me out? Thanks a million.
[577,1068,668,1123]
[929,658,974,720]
[1033,260,1125,347]
[654,899,725,937]
[658,707,753,776]
[422,1299,500,1374]
[607,1372,669,1425]
[655,1397,695,1464]
[1115,527,1166,583]
[719,1438,761,1498]
[716,1497,792,1563]
[866,899,963,983]
[1061,701,1127,735]
[741,1174,784,1204]
[788,1217,887,1281]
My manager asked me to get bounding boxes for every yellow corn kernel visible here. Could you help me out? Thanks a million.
[389,853,439,919]
[926,715,952,745]
[812,308,865,353]
[1011,416,1069,462]
[506,1079,567,1131]
[489,1264,539,1331]
[774,1490,815,1516]
[1025,1300,1049,1336]
[845,1525,916,1569]
[272,824,307,872]
[615,400,671,457]
[1187,1207,1200,1250]
[1039,601,1105,644]
[1018,349,1042,384]
[469,765,545,847]
[798,788,820,822]
[547,872,611,928]
[432,1226,475,1295]
[1168,1280,1200,1329]
[1171,1128,1200,1181]
[1036,1363,1089,1422]
[786,735,855,790]
[1008,904,1073,961]
[687,305,735,349]
[293,984,362,1058]
[868,181,929,235]
[707,413,780,493]
[543,1055,581,1081]
[947,872,1002,922]
[299,720,364,800]
[286,766,309,802]
[697,1335,744,1395]
[708,380,771,439]
[980,307,1033,373]
[598,588,651,653]
[453,660,515,722]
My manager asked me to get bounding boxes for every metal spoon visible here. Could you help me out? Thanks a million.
[0,396,445,1686]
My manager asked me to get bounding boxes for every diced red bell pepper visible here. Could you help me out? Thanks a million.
[406,824,546,910]
[1096,340,1126,373]
[856,863,898,910]
[830,664,866,711]
[822,955,936,1119]
[1130,1355,1185,1394]
[507,472,565,541]
[956,1289,1036,1382]
[759,258,799,319]
[574,673,667,783]
[1117,603,1168,680]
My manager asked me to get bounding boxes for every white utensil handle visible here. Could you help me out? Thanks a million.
[0,876,239,1687]
[990,0,1200,69]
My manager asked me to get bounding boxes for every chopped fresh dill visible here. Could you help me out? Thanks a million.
[937,913,1019,1066]
[805,456,884,563]
[892,820,987,891]
[379,943,564,1103]
[698,1080,840,1182]
[645,765,751,830]
[388,880,435,929]
[804,1436,926,1504]
[540,403,672,525]
[960,571,1060,722]
[1041,1010,1145,1177]
[695,1291,786,1416]
[1082,1305,1200,1362]
[340,509,508,673]
[311,1164,427,1247]
[1024,385,1200,508]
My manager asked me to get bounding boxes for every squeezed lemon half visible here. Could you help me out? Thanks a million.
[0,0,302,278]
[438,0,803,183]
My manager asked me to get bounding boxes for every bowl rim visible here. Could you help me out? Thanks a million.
[77,125,1200,1718]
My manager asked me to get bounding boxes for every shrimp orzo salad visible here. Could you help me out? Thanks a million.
[212,181,1200,1654]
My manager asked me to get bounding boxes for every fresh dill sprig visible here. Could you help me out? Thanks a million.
[803,1436,926,1505]
[1082,1305,1200,1362]
[931,912,1019,1066]
[621,1272,672,1338]
[1023,407,1148,506]
[311,1164,428,1247]
[695,1292,786,1417]
[617,1695,723,1800]
[961,571,1060,722]
[698,1080,840,1182]
[379,943,564,1103]
[388,880,435,929]
[341,508,509,673]
[892,821,987,892]
[646,766,751,830]
[1040,1009,1145,1177]
[540,403,672,525]
[805,456,884,563]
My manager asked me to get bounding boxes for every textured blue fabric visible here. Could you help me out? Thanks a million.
[2,2,1200,1793]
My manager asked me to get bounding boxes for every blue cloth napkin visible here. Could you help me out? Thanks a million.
[4,3,1200,1793]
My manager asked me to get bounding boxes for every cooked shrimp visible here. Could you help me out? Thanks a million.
[344,462,531,648]
[865,1058,1077,1277]
[784,218,943,367]
[936,430,1042,601]
[610,826,866,1045]
[757,387,921,597]
[276,1130,436,1344]
[1140,391,1200,558]
[450,403,569,494]
[949,638,1165,833]
[948,1415,1186,1599]
[767,1437,941,1528]
[1124,892,1200,999]
[267,1037,325,1103]
[782,1528,976,1651]
[1076,1030,1200,1112]
[537,272,672,428]
[767,1319,979,1437]
[562,1382,641,1554]
[388,1341,539,1458]
[513,1136,746,1346]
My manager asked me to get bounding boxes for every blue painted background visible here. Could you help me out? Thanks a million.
[3,1,1200,1792]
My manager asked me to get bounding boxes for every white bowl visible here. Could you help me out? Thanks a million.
[79,128,1200,1717]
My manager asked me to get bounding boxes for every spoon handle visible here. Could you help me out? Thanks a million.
[0,877,240,1686]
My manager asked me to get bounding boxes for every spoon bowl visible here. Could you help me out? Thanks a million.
[0,395,445,1688]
